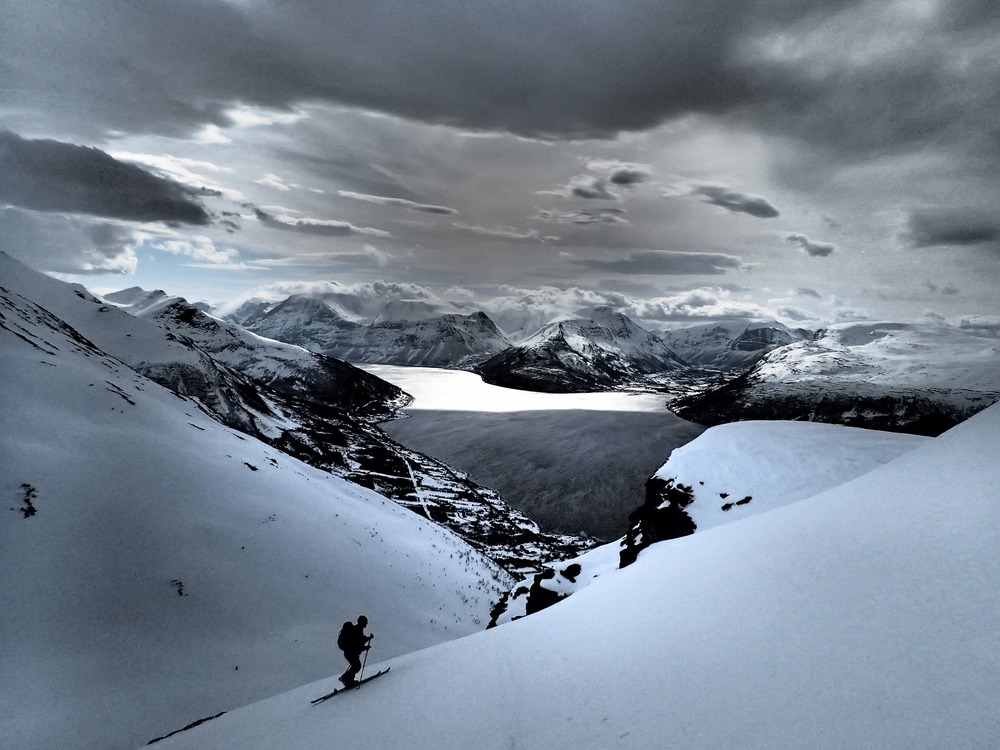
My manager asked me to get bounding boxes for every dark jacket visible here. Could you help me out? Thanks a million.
[339,622,369,655]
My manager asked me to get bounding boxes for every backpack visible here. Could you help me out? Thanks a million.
[337,621,352,650]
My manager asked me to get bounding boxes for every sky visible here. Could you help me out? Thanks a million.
[2,0,999,332]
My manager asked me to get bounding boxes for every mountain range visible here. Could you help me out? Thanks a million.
[670,321,1000,435]
[230,295,511,368]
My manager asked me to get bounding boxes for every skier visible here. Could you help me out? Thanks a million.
[337,615,372,687]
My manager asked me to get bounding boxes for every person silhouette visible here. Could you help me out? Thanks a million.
[337,615,372,687]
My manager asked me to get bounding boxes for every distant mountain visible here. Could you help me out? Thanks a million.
[660,319,812,371]
[476,306,687,392]
[671,321,1000,435]
[233,295,510,368]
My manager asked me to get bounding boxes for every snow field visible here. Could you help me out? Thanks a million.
[153,403,1000,750]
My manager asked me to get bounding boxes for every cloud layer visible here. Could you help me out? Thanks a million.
[0,131,211,225]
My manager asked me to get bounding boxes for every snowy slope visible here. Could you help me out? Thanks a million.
[648,420,928,533]
[148,402,1000,750]
[673,321,1000,434]
[477,306,686,392]
[0,277,511,750]
[492,420,927,625]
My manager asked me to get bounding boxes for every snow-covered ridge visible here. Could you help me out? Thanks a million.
[147,401,1000,750]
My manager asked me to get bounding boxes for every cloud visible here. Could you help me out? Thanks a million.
[108,151,245,202]
[543,162,653,201]
[338,190,458,215]
[796,287,823,299]
[244,278,441,320]
[253,207,390,238]
[534,208,629,225]
[0,207,140,274]
[572,249,744,275]
[687,184,781,218]
[326,244,392,268]
[254,173,295,191]
[958,315,1000,336]
[570,176,618,201]
[922,280,961,295]
[785,233,836,257]
[628,287,792,323]
[452,223,540,241]
[904,207,1000,248]
[0,131,212,225]
[155,235,239,265]
[7,0,1000,200]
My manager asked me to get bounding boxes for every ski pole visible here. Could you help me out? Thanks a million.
[359,635,372,681]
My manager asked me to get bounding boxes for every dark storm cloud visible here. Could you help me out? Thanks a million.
[796,287,823,299]
[572,250,744,275]
[7,1,1000,222]
[253,207,390,238]
[608,167,650,187]
[785,233,836,257]
[2,0,873,142]
[337,191,458,215]
[690,185,781,219]
[904,208,1000,248]
[0,131,212,225]
[546,163,652,201]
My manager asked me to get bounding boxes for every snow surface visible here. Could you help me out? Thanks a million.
[492,419,928,625]
[362,364,669,412]
[653,420,929,532]
[0,274,510,750]
[152,403,1000,750]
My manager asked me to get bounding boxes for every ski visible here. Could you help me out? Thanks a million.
[310,668,390,705]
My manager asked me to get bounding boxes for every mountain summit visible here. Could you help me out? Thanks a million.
[477,306,686,392]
